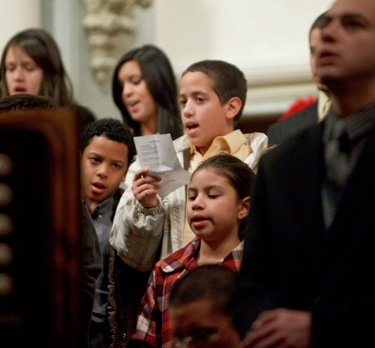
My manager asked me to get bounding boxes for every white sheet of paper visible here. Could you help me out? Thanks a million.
[134,134,191,198]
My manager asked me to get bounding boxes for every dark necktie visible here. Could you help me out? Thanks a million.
[323,122,352,228]
[325,123,351,188]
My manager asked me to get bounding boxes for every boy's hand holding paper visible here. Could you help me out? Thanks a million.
[134,134,191,198]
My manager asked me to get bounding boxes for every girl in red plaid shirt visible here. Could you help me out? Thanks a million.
[127,154,256,347]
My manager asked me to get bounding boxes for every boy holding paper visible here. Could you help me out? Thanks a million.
[110,59,268,272]
[109,60,267,344]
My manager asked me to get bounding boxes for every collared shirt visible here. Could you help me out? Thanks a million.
[129,238,244,348]
[318,91,332,123]
[91,195,115,322]
[323,100,375,174]
[189,129,252,172]
[322,100,375,228]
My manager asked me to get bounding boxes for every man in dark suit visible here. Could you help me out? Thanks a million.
[232,0,375,347]
[267,13,331,146]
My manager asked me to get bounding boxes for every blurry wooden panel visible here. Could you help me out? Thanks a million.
[0,109,82,348]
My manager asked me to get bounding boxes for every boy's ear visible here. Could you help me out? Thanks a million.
[238,196,250,220]
[225,96,242,120]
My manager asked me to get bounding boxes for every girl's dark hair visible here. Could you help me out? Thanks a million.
[191,153,256,240]
[112,44,183,140]
[0,28,73,106]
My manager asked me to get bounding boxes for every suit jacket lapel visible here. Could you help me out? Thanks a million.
[293,123,326,233]
[328,125,375,241]
[289,124,327,269]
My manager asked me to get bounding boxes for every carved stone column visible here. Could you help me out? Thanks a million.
[83,0,152,85]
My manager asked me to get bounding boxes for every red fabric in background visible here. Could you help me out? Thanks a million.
[278,96,317,122]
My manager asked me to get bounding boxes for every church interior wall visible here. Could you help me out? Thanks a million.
[0,0,332,127]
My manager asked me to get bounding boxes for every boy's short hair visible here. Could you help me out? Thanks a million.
[169,265,236,316]
[309,11,326,38]
[182,60,247,125]
[80,118,136,166]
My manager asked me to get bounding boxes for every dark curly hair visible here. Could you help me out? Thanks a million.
[0,93,56,111]
[80,118,136,167]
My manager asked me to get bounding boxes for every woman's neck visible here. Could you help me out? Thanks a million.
[140,117,157,136]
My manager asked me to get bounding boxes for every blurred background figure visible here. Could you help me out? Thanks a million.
[267,12,331,146]
[112,44,184,186]
[0,27,97,129]
[112,44,183,140]
[169,265,241,348]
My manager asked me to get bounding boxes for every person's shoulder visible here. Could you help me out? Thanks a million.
[267,102,319,146]
[243,131,269,150]
[243,131,268,142]
[264,121,323,160]
[271,102,318,130]
[173,133,190,152]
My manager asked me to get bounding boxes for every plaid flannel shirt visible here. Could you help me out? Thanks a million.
[128,237,244,347]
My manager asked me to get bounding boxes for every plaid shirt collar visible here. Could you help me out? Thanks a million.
[160,237,244,274]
